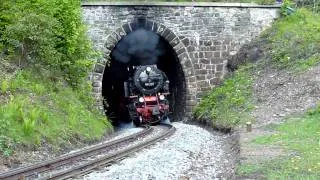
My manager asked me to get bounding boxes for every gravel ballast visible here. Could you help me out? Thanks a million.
[83,122,231,180]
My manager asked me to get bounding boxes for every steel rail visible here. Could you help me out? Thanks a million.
[44,124,175,180]
[0,126,153,180]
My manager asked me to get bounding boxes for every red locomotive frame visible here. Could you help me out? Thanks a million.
[129,93,169,124]
[125,65,170,126]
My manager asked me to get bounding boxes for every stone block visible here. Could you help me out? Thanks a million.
[157,24,167,35]
[187,45,195,52]
[193,63,200,69]
[181,38,190,46]
[92,81,102,88]
[115,27,126,39]
[94,63,105,73]
[105,36,116,48]
[199,58,209,64]
[199,52,204,58]
[173,42,184,52]
[205,52,213,58]
[165,32,177,42]
[210,58,223,64]
[221,51,229,58]
[216,64,224,72]
[210,78,222,85]
[176,47,186,55]
[97,57,108,65]
[198,80,209,88]
[186,100,197,106]
[206,64,214,70]
[178,52,189,63]
[91,73,103,82]
[93,87,102,93]
[196,75,205,81]
[214,51,221,58]
[184,59,192,68]
[169,37,180,47]
[187,76,196,83]
[195,69,207,75]
[110,31,121,42]
[162,28,171,38]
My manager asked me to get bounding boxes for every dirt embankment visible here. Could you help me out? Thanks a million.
[230,39,320,179]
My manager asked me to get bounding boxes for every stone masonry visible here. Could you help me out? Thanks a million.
[81,2,280,116]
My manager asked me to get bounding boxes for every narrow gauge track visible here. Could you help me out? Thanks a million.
[0,124,175,180]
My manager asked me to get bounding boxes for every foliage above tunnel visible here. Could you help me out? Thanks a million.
[0,0,96,86]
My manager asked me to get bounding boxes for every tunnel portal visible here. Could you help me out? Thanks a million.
[102,29,186,125]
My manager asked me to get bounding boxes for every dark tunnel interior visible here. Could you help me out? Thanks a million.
[102,29,186,125]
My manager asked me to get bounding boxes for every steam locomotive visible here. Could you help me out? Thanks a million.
[124,65,170,126]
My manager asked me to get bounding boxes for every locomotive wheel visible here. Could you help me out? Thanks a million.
[133,116,142,127]
[150,115,161,125]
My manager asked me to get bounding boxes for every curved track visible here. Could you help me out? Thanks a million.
[0,124,175,180]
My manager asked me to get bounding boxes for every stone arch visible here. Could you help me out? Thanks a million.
[90,19,198,118]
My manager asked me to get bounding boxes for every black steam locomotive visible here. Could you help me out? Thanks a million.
[124,65,170,126]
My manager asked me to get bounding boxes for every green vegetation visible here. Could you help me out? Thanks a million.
[0,0,96,86]
[194,8,320,129]
[0,0,112,156]
[237,105,320,179]
[267,8,320,71]
[194,66,254,130]
[0,68,111,156]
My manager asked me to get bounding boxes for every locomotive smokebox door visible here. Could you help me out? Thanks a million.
[152,106,160,115]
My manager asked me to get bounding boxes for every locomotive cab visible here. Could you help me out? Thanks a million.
[124,65,170,126]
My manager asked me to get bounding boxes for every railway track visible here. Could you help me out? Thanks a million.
[0,124,175,180]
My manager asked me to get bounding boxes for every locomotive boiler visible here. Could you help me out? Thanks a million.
[124,65,170,126]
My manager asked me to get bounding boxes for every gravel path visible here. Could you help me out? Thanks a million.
[83,122,229,180]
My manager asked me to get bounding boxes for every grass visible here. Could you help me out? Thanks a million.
[0,68,112,156]
[237,105,320,179]
[194,65,254,130]
[266,8,320,72]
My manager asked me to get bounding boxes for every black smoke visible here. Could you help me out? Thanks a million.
[111,29,165,65]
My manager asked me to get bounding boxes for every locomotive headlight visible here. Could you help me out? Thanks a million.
[159,94,165,100]
[146,66,151,72]
[139,97,144,102]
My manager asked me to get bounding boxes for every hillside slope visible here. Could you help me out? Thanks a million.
[0,0,113,171]
[194,7,319,179]
[0,61,112,172]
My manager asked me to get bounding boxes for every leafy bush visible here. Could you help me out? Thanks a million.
[194,66,254,130]
[0,0,95,86]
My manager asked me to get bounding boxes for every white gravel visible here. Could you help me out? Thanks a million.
[83,122,226,180]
